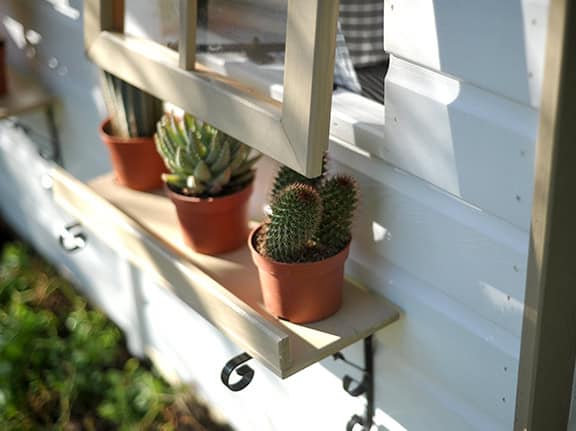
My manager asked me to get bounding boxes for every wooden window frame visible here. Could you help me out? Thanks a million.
[84,0,339,177]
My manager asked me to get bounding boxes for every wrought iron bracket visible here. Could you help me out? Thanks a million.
[333,335,375,431]
[221,352,254,392]
[58,222,86,253]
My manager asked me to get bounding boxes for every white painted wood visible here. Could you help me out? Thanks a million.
[282,0,338,173]
[329,142,529,338]
[84,0,339,177]
[385,56,538,230]
[178,0,196,70]
[384,0,549,107]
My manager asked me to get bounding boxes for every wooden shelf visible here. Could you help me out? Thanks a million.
[0,70,54,119]
[52,169,399,378]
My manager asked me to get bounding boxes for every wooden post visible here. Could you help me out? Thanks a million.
[84,0,124,49]
[179,0,197,70]
[514,1,576,429]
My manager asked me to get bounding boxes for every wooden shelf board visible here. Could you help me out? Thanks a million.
[0,70,53,119]
[52,170,399,378]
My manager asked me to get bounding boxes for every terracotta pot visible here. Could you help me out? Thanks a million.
[99,118,166,191]
[166,182,253,255]
[0,39,7,96]
[248,226,350,323]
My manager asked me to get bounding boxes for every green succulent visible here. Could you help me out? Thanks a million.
[258,155,358,263]
[100,71,164,138]
[262,184,323,263]
[270,155,327,200]
[155,112,260,197]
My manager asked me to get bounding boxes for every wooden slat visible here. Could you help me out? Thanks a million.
[87,32,300,172]
[179,0,197,70]
[282,0,339,177]
[84,0,124,49]
[514,1,576,429]
[0,70,53,119]
[52,169,399,378]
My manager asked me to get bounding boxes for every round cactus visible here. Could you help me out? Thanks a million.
[155,113,260,196]
[270,155,327,200]
[317,175,358,253]
[263,184,323,263]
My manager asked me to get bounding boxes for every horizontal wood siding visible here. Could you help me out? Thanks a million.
[384,56,537,230]
[384,0,549,107]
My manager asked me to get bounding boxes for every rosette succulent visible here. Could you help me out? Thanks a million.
[155,113,260,197]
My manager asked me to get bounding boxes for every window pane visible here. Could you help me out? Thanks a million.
[197,0,287,99]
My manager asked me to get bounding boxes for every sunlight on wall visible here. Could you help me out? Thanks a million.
[479,281,523,315]
[42,0,80,20]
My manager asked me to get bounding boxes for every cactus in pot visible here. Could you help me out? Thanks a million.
[100,71,164,138]
[155,112,260,255]
[98,71,166,190]
[155,112,260,197]
[249,156,358,323]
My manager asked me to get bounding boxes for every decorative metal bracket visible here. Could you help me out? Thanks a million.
[221,352,254,392]
[58,222,87,253]
[333,335,375,431]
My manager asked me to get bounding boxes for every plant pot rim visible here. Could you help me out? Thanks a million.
[248,224,351,274]
[99,117,154,145]
[164,180,254,204]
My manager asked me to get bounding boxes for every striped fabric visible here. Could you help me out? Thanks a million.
[339,0,385,67]
[333,22,362,93]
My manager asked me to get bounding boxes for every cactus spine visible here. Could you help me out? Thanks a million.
[263,184,323,263]
[100,71,163,138]
[258,155,358,263]
[155,112,260,197]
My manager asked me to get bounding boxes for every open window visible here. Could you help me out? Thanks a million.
[84,0,340,177]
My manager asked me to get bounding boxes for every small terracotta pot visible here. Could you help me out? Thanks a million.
[248,226,350,323]
[99,118,166,191]
[0,39,7,96]
[166,182,253,255]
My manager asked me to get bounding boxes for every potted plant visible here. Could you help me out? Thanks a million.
[155,112,260,255]
[249,159,358,323]
[99,71,166,191]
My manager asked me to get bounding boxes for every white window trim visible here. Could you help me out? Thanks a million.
[84,0,340,177]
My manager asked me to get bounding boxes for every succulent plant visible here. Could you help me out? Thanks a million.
[100,71,164,138]
[262,184,323,263]
[270,155,327,200]
[317,175,358,254]
[155,112,260,197]
[258,155,358,263]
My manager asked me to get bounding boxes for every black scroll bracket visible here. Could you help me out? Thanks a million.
[333,335,375,431]
[221,352,254,392]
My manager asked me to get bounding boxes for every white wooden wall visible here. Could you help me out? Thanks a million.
[0,1,559,430]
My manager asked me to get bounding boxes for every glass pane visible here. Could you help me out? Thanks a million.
[196,0,287,99]
[124,0,174,45]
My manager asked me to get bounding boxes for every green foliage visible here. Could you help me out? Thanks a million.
[100,71,164,138]
[263,184,323,263]
[155,112,260,197]
[0,242,231,431]
[258,155,358,263]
